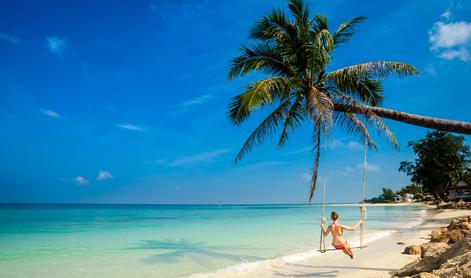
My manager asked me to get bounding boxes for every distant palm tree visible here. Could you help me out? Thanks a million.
[228,0,471,200]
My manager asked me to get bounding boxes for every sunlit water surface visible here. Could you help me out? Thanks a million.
[0,204,425,277]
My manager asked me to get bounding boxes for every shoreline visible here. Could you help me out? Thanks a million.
[333,203,425,207]
[189,205,470,278]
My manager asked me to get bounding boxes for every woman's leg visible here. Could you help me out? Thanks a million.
[344,242,354,259]
[342,248,350,257]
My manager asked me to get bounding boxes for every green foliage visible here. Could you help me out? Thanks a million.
[365,184,424,203]
[399,131,471,200]
[227,0,418,200]
[397,183,424,201]
[365,187,394,203]
[366,196,386,203]
[381,187,395,202]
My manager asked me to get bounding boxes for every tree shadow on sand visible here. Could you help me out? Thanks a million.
[127,239,262,266]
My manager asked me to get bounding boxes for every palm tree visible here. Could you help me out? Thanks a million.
[227,0,471,200]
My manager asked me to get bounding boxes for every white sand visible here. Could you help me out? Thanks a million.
[193,206,470,278]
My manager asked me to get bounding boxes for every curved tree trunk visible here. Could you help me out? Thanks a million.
[334,103,471,135]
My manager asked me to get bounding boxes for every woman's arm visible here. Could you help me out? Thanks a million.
[341,219,363,231]
[321,225,331,237]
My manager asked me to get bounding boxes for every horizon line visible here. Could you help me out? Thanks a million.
[0,202,362,206]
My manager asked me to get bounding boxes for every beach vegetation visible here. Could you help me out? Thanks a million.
[365,184,424,203]
[366,187,395,203]
[381,188,395,203]
[397,183,424,201]
[399,131,471,201]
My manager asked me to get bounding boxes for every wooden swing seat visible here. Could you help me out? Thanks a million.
[318,245,368,252]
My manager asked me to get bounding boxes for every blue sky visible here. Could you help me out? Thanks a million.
[0,0,470,204]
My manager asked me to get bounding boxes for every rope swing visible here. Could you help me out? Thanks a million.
[319,132,368,253]
[360,135,367,249]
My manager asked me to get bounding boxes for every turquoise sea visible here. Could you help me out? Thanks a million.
[0,204,425,277]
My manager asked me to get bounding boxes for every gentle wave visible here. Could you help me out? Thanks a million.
[188,229,396,278]
[402,209,428,227]
[188,208,429,278]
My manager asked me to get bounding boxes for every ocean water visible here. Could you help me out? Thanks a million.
[0,204,425,278]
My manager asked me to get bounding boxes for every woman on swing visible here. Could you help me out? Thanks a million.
[320,211,363,259]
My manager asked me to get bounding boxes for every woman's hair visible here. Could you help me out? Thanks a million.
[331,211,339,221]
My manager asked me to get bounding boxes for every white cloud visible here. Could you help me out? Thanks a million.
[46,36,67,57]
[97,170,113,181]
[167,148,231,167]
[429,21,471,62]
[116,124,144,131]
[430,21,471,49]
[330,139,363,150]
[167,93,214,117]
[283,146,311,155]
[74,176,89,185]
[179,94,212,107]
[40,108,60,119]
[439,49,470,61]
[356,162,380,172]
[0,32,20,44]
[441,9,451,20]
[345,141,363,150]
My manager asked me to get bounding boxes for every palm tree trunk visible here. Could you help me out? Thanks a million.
[333,103,471,135]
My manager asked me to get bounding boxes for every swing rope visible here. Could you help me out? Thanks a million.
[360,134,367,249]
[319,133,327,253]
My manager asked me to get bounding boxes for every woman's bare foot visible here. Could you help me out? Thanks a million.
[346,248,354,259]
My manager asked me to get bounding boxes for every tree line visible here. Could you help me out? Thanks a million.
[367,131,470,203]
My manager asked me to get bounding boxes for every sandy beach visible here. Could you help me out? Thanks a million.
[192,205,470,278]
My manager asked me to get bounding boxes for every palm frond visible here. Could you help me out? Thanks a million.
[313,14,329,31]
[307,18,333,74]
[278,95,306,146]
[228,43,296,80]
[333,111,375,149]
[288,0,310,28]
[307,86,333,128]
[249,9,297,42]
[229,77,300,125]
[306,42,325,77]
[328,62,419,80]
[317,29,334,52]
[367,112,398,150]
[333,16,366,45]
[325,73,384,106]
[234,98,294,162]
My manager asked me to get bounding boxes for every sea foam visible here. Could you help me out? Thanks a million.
[188,229,396,278]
